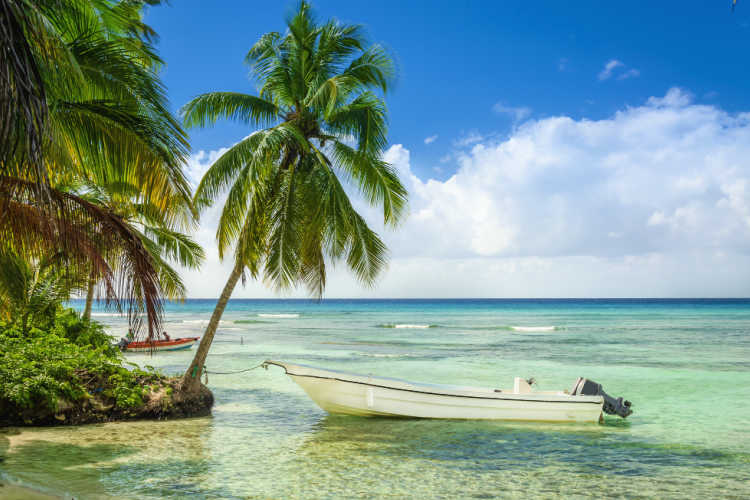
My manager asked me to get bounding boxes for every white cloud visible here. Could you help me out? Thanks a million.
[454,131,484,147]
[598,59,640,81]
[598,59,624,80]
[423,134,438,145]
[647,87,692,107]
[184,147,228,187]
[492,102,532,122]
[617,68,640,80]
[181,88,750,298]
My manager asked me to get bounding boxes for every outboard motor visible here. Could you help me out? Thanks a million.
[571,378,633,418]
[117,337,130,352]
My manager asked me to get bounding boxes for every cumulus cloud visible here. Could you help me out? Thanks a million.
[492,102,531,122]
[423,134,438,145]
[180,88,750,297]
[647,87,692,107]
[184,147,228,187]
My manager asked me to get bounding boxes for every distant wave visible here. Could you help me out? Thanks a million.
[90,312,121,317]
[377,323,437,329]
[234,319,269,324]
[174,319,232,325]
[355,352,411,358]
[511,326,556,332]
[258,313,299,318]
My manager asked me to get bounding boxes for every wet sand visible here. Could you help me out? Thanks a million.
[0,482,59,499]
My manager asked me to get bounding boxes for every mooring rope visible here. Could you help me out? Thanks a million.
[202,362,266,384]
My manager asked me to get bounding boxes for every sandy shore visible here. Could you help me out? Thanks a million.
[0,481,60,499]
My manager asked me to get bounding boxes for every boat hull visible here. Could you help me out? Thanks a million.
[124,337,199,352]
[269,362,604,423]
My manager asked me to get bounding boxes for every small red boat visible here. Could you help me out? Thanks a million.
[123,337,200,352]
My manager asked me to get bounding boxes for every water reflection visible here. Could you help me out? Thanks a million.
[1,418,214,499]
[298,415,737,476]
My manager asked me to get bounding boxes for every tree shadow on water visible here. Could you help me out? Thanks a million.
[0,419,233,499]
[211,386,320,432]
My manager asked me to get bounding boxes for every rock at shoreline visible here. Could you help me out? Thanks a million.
[0,378,213,427]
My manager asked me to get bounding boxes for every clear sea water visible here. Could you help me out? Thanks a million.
[2,299,749,499]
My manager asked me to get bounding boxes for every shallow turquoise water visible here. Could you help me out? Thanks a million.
[2,299,749,498]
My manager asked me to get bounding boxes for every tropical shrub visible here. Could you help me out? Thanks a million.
[0,309,164,418]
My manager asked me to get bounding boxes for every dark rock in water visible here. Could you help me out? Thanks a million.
[0,379,214,427]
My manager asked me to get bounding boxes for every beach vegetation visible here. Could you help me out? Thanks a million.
[0,308,160,423]
[0,248,87,333]
[0,300,213,426]
[0,1,213,425]
[70,178,205,321]
[0,0,195,338]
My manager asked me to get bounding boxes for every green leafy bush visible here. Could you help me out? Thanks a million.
[0,308,164,416]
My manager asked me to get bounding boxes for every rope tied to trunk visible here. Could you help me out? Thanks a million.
[202,362,267,384]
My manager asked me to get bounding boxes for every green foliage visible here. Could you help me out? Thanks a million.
[0,308,163,416]
[50,308,117,353]
[0,249,86,332]
[1,0,199,338]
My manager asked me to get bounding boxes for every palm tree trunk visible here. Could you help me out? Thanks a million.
[83,268,96,321]
[182,260,244,393]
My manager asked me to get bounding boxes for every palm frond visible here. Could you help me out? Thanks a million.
[181,92,279,129]
[329,141,407,226]
[144,226,205,269]
[325,92,388,154]
[263,167,302,291]
[1,177,164,339]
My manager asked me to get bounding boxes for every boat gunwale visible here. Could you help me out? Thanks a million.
[266,360,603,405]
[125,337,199,349]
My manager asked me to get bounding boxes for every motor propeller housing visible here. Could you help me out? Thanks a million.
[571,377,633,418]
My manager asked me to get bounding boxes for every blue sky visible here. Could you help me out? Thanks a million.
[148,1,750,180]
[144,1,750,297]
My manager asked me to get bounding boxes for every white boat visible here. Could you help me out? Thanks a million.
[263,361,632,423]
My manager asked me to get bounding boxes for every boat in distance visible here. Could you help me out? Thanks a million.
[263,360,632,423]
[120,336,199,352]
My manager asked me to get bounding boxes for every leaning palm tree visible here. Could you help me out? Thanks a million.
[180,1,407,392]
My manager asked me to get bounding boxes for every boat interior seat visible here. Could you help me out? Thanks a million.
[513,377,532,394]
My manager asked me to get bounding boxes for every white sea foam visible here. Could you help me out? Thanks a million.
[511,326,556,332]
[258,313,299,318]
[377,323,436,329]
[90,313,121,317]
[355,352,410,358]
